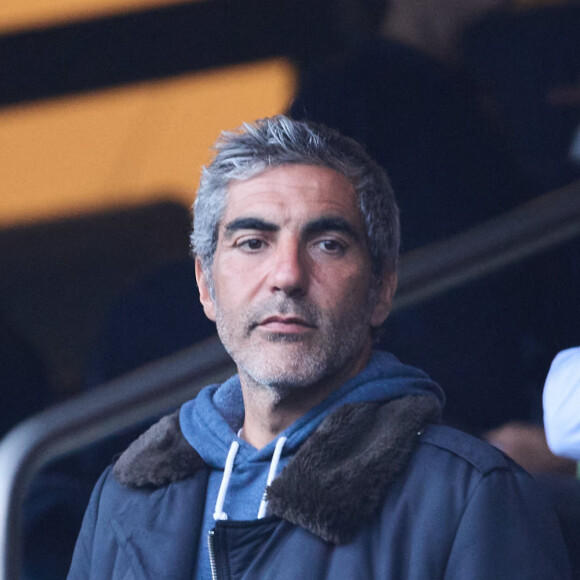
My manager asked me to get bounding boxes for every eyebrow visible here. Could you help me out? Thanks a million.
[223,217,279,238]
[222,215,361,241]
[304,217,361,241]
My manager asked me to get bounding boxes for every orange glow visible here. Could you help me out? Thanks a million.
[0,58,297,227]
[0,0,203,34]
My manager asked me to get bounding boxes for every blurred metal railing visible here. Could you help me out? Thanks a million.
[0,178,579,579]
[0,337,236,580]
[394,179,580,310]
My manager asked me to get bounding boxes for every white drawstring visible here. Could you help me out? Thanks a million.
[212,435,288,521]
[213,440,239,521]
[257,436,287,519]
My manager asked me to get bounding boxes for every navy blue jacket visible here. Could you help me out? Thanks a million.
[68,395,570,579]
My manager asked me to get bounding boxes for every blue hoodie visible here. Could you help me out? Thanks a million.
[179,350,444,579]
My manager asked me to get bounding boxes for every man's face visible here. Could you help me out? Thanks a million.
[196,164,395,392]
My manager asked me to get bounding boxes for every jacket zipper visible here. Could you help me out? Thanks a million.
[208,529,219,580]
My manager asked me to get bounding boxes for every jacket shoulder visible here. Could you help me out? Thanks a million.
[419,423,513,475]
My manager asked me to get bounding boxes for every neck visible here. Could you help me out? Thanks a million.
[238,350,372,449]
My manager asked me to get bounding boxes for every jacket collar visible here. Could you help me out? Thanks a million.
[113,394,440,544]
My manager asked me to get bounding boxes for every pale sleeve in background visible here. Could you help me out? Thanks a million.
[543,347,580,461]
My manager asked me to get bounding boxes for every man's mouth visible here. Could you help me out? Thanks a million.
[257,315,316,334]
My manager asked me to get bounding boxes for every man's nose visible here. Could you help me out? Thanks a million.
[269,240,308,296]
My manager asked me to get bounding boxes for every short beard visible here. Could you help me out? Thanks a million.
[215,288,377,395]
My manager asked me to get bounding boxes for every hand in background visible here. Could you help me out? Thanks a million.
[484,421,577,475]
[547,80,580,107]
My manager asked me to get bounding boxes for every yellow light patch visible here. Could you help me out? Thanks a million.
[0,0,202,34]
[0,58,297,226]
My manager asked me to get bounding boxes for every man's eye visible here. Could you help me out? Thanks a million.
[239,238,265,251]
[318,239,345,253]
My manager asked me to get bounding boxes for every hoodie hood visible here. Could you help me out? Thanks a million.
[179,350,443,469]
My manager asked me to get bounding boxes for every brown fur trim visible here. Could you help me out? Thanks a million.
[266,395,441,543]
[113,411,203,487]
[112,395,440,543]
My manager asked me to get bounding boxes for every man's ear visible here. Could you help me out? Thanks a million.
[370,270,398,328]
[195,257,217,322]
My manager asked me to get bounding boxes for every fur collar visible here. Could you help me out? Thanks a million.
[113,394,440,543]
[113,411,204,487]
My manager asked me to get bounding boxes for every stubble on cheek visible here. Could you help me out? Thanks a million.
[215,293,373,392]
[216,297,321,356]
[213,297,326,387]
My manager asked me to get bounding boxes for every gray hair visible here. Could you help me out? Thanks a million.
[191,115,399,285]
